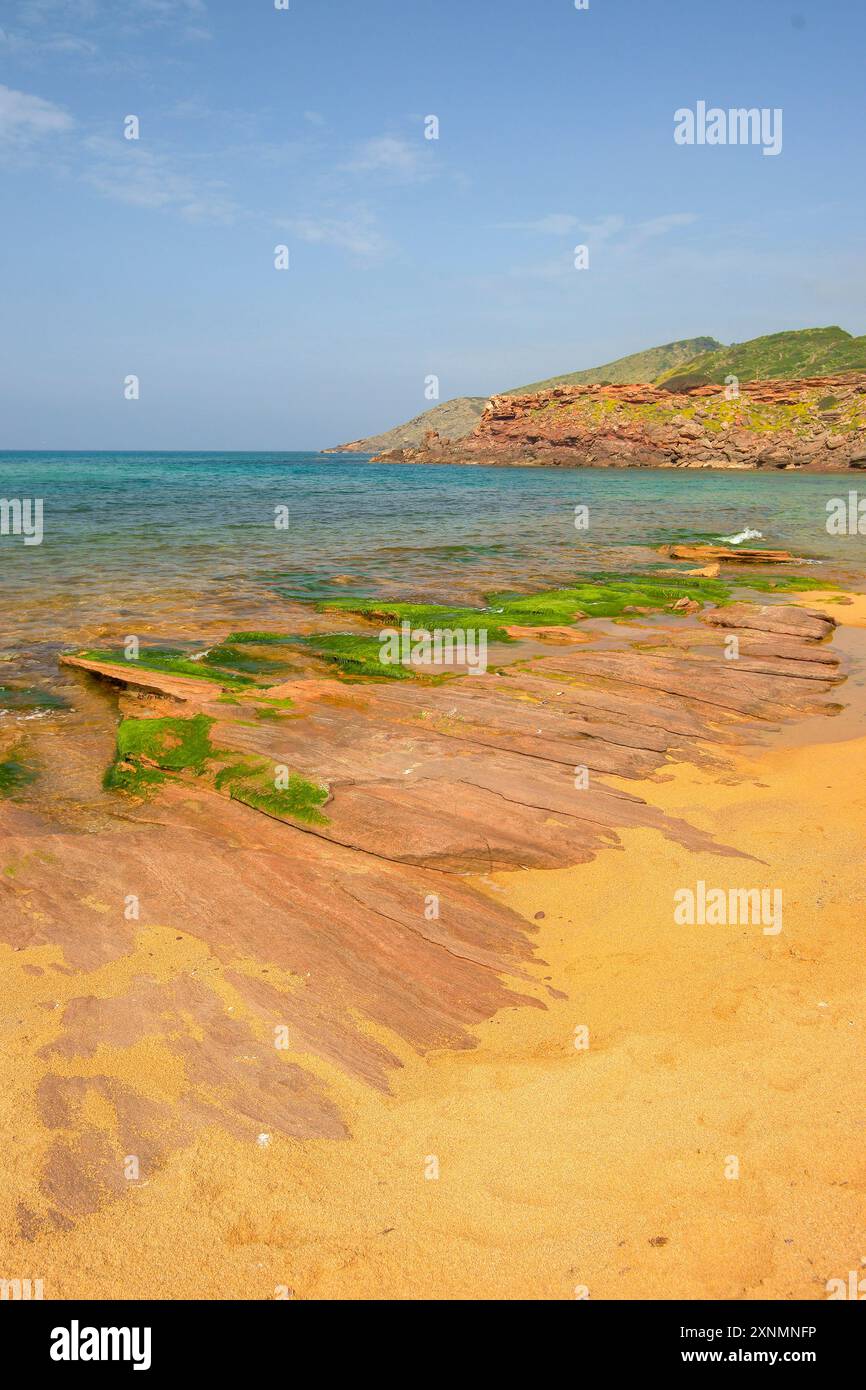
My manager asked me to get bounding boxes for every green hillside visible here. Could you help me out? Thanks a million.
[654,327,866,388]
[504,337,721,394]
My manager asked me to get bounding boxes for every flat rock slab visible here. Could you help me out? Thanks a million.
[659,544,804,564]
[60,654,225,702]
[203,602,843,867]
[701,602,836,641]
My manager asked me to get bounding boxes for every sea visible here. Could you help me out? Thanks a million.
[1,451,864,691]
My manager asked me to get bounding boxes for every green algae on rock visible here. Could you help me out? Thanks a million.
[223,631,296,645]
[740,575,839,594]
[76,647,255,689]
[0,685,68,712]
[318,571,839,639]
[117,714,217,772]
[319,600,515,642]
[104,714,219,794]
[102,713,330,826]
[0,752,37,797]
[489,573,733,622]
[319,572,732,634]
[214,758,330,826]
[297,632,418,680]
[202,644,290,677]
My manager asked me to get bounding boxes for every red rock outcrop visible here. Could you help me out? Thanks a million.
[373,374,866,471]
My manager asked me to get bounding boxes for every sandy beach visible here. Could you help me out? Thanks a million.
[2,591,863,1301]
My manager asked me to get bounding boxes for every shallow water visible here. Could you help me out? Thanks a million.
[1,452,864,688]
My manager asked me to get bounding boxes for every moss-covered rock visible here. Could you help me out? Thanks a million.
[319,572,732,636]
[298,632,417,680]
[214,759,329,825]
[104,714,219,794]
[77,647,254,689]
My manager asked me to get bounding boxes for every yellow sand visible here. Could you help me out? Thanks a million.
[6,719,862,1301]
[791,590,866,626]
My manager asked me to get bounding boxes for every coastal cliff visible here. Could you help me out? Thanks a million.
[372,374,866,471]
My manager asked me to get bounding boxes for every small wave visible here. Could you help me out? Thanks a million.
[718,527,764,545]
[0,706,54,723]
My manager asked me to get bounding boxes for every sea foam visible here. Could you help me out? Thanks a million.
[719,527,763,545]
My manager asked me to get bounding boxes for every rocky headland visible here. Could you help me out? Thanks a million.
[370,374,866,471]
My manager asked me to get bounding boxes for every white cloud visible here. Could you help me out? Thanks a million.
[82,136,239,222]
[499,212,697,246]
[0,83,73,142]
[136,0,208,15]
[578,214,628,242]
[0,84,242,224]
[43,33,98,54]
[283,209,391,260]
[504,212,700,280]
[132,0,213,41]
[498,213,628,241]
[499,213,580,235]
[17,0,100,22]
[342,135,426,180]
[634,212,698,239]
[4,0,212,61]
[169,96,214,121]
[0,27,98,57]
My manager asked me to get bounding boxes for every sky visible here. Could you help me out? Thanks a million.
[1,0,865,450]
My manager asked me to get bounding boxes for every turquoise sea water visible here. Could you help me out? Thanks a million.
[1,451,864,682]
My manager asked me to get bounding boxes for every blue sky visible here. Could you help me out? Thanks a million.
[1,0,864,449]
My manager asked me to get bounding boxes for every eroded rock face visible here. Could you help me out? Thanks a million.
[372,375,866,471]
[0,603,845,1231]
